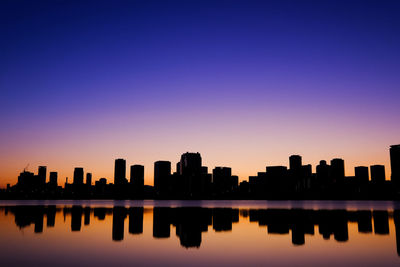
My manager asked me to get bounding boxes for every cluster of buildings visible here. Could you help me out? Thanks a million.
[3,145,400,200]
[246,149,398,199]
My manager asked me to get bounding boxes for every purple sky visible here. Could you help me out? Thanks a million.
[1,0,399,186]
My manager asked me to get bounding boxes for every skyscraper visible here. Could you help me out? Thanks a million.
[316,160,331,186]
[390,145,400,188]
[180,152,202,176]
[370,165,385,184]
[213,167,232,194]
[73,168,84,185]
[289,155,302,171]
[179,152,203,196]
[86,173,92,185]
[49,172,58,186]
[154,161,171,195]
[330,158,345,183]
[289,155,303,192]
[355,166,369,184]
[38,166,47,185]
[130,165,144,188]
[114,159,127,185]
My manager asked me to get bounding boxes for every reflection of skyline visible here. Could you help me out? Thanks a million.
[1,205,400,255]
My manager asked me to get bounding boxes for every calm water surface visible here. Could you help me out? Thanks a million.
[0,200,399,266]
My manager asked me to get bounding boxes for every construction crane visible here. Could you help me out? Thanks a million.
[23,163,29,172]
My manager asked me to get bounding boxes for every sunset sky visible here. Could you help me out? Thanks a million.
[1,0,399,187]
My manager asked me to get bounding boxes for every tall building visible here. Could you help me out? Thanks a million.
[316,160,331,185]
[49,172,58,186]
[355,166,369,184]
[130,165,144,187]
[370,165,385,184]
[154,161,171,195]
[213,167,232,194]
[86,173,92,185]
[264,166,289,196]
[330,158,345,183]
[17,171,35,188]
[73,167,84,185]
[179,152,202,176]
[180,152,203,195]
[289,155,303,192]
[390,145,400,187]
[38,166,47,185]
[114,159,127,185]
[302,164,312,177]
[289,155,302,170]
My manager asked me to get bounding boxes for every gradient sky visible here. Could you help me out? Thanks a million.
[1,0,399,187]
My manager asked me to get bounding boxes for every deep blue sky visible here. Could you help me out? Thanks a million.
[1,0,399,185]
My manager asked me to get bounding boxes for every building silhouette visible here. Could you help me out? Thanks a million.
[316,160,331,188]
[330,158,345,184]
[114,159,127,185]
[49,172,58,187]
[180,152,203,196]
[289,155,302,171]
[130,165,144,192]
[73,168,84,185]
[38,166,47,185]
[4,144,400,200]
[154,161,171,196]
[370,165,385,184]
[86,173,92,186]
[355,166,369,184]
[267,166,289,197]
[213,167,232,196]
[390,145,400,189]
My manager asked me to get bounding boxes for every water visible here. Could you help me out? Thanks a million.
[0,200,399,266]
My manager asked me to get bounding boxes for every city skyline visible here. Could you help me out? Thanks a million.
[1,145,400,189]
[2,1,400,266]
[1,145,398,189]
[4,145,400,201]
[1,0,400,188]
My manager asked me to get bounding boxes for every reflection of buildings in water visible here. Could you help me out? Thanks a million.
[173,208,212,248]
[47,205,56,227]
[373,210,389,235]
[213,208,239,232]
[129,207,144,234]
[94,208,108,220]
[1,206,400,255]
[153,207,171,238]
[84,207,90,226]
[71,206,83,232]
[317,210,348,242]
[112,207,127,241]
[394,211,400,256]
[357,210,372,233]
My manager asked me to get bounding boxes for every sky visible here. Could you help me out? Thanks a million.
[0,0,399,187]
